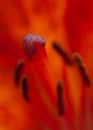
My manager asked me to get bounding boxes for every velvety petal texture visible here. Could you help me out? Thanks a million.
[0,0,93,130]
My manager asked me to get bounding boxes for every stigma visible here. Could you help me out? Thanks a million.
[23,34,46,59]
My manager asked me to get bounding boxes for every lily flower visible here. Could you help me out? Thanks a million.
[0,0,93,130]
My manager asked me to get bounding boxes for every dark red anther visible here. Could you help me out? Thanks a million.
[22,76,30,102]
[57,81,64,116]
[52,42,73,65]
[73,53,91,87]
[15,60,24,86]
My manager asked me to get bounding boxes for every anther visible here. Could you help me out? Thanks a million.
[52,42,73,65]
[73,53,91,87]
[23,34,46,59]
[22,76,30,102]
[15,60,24,86]
[57,81,64,116]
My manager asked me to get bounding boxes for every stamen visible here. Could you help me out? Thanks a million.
[73,53,91,87]
[57,81,64,116]
[22,76,30,102]
[23,34,46,59]
[52,42,73,65]
[15,60,24,86]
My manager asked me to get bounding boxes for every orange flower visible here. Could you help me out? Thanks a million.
[0,0,93,130]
